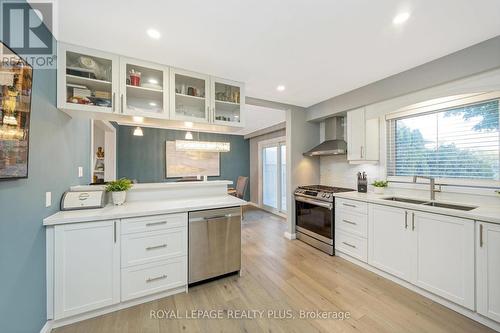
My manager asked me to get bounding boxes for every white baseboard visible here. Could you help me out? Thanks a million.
[40,321,53,333]
[284,232,296,240]
[49,286,186,329]
[336,251,500,332]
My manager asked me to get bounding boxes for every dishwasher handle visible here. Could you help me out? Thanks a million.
[189,207,241,223]
[190,214,234,223]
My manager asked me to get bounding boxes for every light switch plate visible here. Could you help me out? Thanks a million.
[45,192,51,207]
[78,166,83,178]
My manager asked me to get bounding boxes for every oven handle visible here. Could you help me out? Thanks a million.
[295,196,333,210]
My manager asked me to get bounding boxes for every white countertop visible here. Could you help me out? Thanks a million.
[335,191,500,225]
[44,195,246,226]
[70,180,233,192]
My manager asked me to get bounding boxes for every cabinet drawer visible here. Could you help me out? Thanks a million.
[121,257,187,301]
[335,230,367,262]
[336,198,368,215]
[335,210,368,238]
[121,227,187,268]
[121,213,187,235]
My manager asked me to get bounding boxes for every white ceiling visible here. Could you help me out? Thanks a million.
[54,0,500,107]
[235,105,285,135]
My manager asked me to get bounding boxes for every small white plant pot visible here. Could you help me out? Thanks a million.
[373,187,385,195]
[112,191,127,205]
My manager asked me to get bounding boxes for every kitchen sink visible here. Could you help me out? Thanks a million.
[422,201,477,211]
[381,196,477,211]
[382,197,428,204]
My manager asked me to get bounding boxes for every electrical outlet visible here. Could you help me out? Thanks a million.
[45,192,51,207]
[78,166,83,178]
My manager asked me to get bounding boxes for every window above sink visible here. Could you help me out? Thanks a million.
[386,92,500,188]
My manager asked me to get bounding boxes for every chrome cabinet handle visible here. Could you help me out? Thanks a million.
[112,93,116,112]
[342,219,357,225]
[343,203,356,208]
[479,224,484,247]
[360,146,364,158]
[411,212,415,231]
[120,94,124,113]
[146,274,168,283]
[113,221,117,243]
[146,244,167,251]
[404,211,408,229]
[342,241,356,249]
[146,221,167,227]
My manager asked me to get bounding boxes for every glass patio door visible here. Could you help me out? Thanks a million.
[261,140,286,214]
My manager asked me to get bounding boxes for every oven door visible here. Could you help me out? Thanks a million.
[295,196,333,242]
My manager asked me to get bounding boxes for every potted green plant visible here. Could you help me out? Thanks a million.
[372,180,389,194]
[105,178,133,205]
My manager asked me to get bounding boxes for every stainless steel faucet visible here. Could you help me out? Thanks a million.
[413,176,441,201]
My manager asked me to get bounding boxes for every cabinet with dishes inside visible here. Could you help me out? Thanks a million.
[57,43,245,128]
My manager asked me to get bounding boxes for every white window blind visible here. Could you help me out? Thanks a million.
[387,99,500,181]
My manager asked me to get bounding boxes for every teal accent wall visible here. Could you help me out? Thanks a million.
[117,126,250,200]
[0,24,91,333]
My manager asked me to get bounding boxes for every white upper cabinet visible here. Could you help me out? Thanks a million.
[368,204,413,281]
[57,43,246,128]
[347,107,379,162]
[170,68,210,123]
[58,43,119,114]
[412,211,475,310]
[119,57,169,119]
[211,77,245,127]
[477,221,500,322]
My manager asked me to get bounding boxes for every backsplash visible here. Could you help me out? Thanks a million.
[320,155,500,206]
[320,155,383,189]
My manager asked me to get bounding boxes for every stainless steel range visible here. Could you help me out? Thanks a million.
[294,185,354,255]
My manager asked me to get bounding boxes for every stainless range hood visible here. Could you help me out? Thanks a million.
[303,117,347,156]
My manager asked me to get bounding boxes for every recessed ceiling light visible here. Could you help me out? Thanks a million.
[393,12,410,25]
[147,28,161,39]
[276,85,286,92]
[132,116,144,123]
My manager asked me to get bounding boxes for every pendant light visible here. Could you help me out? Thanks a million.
[133,126,143,136]
[176,131,230,152]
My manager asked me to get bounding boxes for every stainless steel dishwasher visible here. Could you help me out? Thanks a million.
[188,206,241,284]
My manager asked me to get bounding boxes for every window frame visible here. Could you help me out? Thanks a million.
[385,92,500,188]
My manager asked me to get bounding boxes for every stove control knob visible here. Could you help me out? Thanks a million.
[321,193,326,197]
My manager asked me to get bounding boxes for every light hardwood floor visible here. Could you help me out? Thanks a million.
[54,206,494,333]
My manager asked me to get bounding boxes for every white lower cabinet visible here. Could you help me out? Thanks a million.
[477,222,500,322]
[121,257,187,301]
[368,204,475,309]
[54,220,120,320]
[368,204,413,281]
[412,211,475,309]
[50,213,188,321]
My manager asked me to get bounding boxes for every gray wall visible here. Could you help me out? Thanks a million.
[116,126,250,200]
[307,35,500,121]
[0,44,90,333]
[249,129,286,204]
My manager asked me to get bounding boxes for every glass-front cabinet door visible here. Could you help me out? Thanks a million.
[211,77,244,127]
[57,43,119,113]
[119,58,168,118]
[169,68,210,122]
